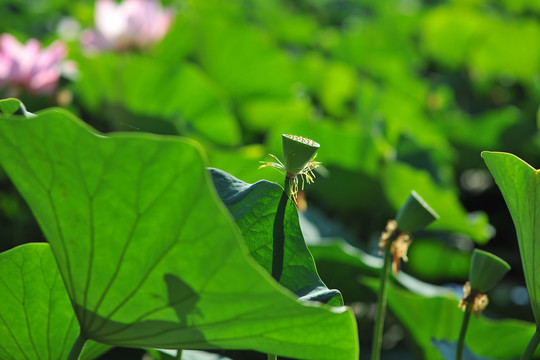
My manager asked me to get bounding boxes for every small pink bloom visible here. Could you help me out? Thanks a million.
[0,34,67,96]
[82,0,174,52]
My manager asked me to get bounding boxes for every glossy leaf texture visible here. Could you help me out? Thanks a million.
[482,151,540,325]
[210,168,343,306]
[0,243,109,360]
[0,109,358,359]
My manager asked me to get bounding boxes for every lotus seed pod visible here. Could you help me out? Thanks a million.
[282,134,320,174]
[469,249,510,293]
[395,190,439,233]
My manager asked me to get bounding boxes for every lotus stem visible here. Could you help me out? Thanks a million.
[66,334,86,360]
[267,355,277,360]
[272,186,288,281]
[456,302,471,360]
[175,349,183,360]
[371,238,393,360]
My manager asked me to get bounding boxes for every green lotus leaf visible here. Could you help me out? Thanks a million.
[482,151,540,325]
[210,168,342,306]
[0,243,109,360]
[0,109,358,359]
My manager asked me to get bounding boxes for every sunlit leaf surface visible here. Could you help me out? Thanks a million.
[0,243,109,360]
[482,151,540,325]
[0,110,358,359]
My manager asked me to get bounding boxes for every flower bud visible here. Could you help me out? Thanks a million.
[469,249,510,293]
[395,190,439,233]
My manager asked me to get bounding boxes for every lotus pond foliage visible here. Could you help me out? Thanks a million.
[2,0,540,359]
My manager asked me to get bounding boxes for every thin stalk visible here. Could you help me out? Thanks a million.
[66,334,86,360]
[272,187,288,281]
[267,355,277,360]
[371,239,393,360]
[456,303,471,360]
[521,328,540,360]
[175,349,183,360]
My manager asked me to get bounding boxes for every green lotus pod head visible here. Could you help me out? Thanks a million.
[282,134,320,174]
[395,190,439,233]
[469,249,510,293]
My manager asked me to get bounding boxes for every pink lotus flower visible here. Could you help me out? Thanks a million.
[0,34,67,96]
[82,0,174,51]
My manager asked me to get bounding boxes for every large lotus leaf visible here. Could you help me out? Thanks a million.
[209,168,343,306]
[0,243,109,360]
[384,281,539,360]
[482,151,540,325]
[383,161,490,243]
[75,54,240,146]
[0,109,358,359]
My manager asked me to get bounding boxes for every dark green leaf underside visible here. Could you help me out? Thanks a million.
[210,168,343,306]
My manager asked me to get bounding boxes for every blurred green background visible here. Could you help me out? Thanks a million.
[2,0,540,358]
